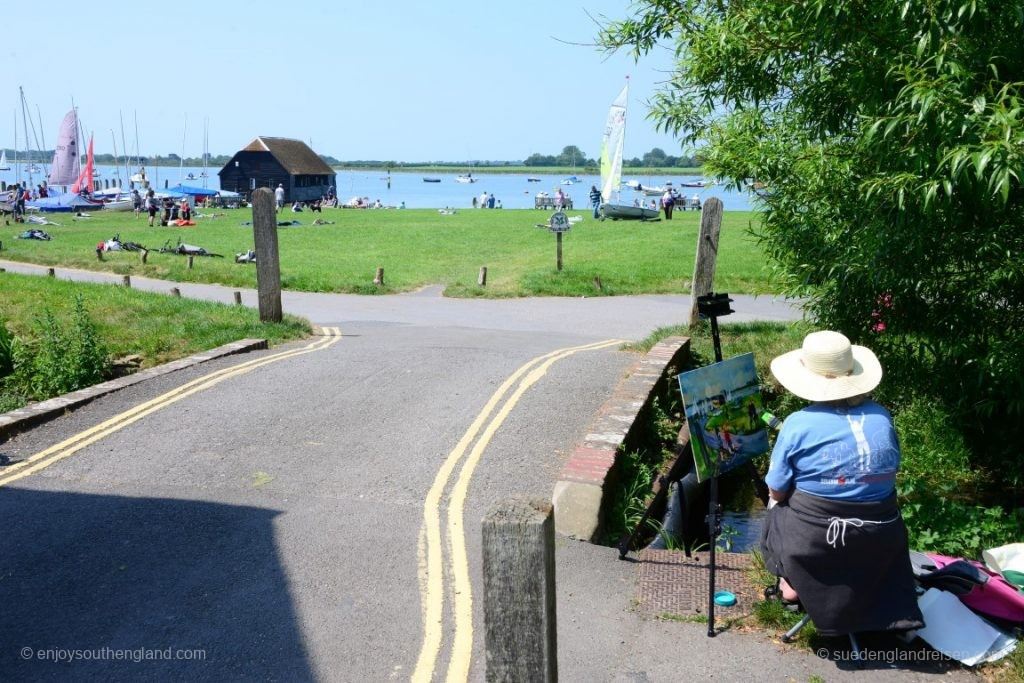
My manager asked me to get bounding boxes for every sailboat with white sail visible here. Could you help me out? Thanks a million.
[0,150,8,171]
[598,81,660,221]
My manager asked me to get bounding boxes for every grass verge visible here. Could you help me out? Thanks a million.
[0,271,310,410]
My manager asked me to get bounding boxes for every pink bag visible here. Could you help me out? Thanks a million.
[927,553,1024,625]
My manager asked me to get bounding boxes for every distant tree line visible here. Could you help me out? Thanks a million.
[523,145,701,168]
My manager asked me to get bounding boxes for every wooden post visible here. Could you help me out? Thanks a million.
[187,255,194,270]
[233,291,242,305]
[96,248,103,261]
[593,276,602,291]
[47,268,55,278]
[170,287,181,297]
[555,232,563,271]
[122,275,131,287]
[482,498,557,682]
[0,240,4,251]
[140,249,148,264]
[689,197,723,325]
[373,267,384,286]
[251,187,283,322]
[478,266,487,287]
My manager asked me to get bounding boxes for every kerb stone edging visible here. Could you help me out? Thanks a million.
[0,338,268,440]
[552,336,690,541]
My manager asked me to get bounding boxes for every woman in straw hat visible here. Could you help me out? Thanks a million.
[760,331,924,636]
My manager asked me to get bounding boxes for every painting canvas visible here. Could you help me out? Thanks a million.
[676,353,769,482]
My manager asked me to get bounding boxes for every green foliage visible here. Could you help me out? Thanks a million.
[8,296,109,400]
[601,450,660,545]
[0,320,13,378]
[601,0,1024,501]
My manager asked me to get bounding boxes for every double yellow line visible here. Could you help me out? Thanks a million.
[0,328,343,488]
[412,338,623,682]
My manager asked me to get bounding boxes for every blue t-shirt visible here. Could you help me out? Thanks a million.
[765,400,901,501]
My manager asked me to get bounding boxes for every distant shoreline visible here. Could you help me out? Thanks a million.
[331,165,704,176]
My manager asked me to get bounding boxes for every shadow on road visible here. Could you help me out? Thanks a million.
[0,487,313,680]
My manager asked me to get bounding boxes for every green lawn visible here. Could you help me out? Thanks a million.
[2,207,772,297]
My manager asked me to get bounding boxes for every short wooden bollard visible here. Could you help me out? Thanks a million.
[170,287,181,297]
[122,275,131,287]
[593,276,602,291]
[0,268,5,273]
[478,266,487,287]
[140,249,148,264]
[482,498,557,682]
[47,268,55,278]
[187,255,194,270]
[0,239,4,251]
[373,267,384,286]
[251,187,283,322]
[233,291,242,305]
[96,248,103,261]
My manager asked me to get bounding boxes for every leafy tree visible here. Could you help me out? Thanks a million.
[557,145,587,166]
[601,1,1024,477]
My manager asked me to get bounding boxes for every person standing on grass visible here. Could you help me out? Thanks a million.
[132,189,142,218]
[180,197,191,221]
[275,184,285,213]
[589,185,602,219]
[662,187,675,220]
[145,189,158,227]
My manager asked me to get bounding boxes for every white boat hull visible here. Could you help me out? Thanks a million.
[600,203,660,221]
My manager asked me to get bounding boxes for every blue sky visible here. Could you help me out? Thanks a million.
[3,1,684,163]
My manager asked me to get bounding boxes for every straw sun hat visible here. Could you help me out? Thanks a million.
[770,331,882,402]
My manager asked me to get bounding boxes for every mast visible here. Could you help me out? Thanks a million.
[120,111,131,186]
[13,109,18,180]
[111,129,122,189]
[20,86,33,186]
[179,114,187,184]
[36,105,48,179]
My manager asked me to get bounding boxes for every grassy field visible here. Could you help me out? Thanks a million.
[0,271,310,369]
[1,207,772,297]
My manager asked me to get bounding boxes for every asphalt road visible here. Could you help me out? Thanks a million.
[1,263,971,681]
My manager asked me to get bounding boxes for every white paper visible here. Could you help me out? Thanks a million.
[916,588,1017,666]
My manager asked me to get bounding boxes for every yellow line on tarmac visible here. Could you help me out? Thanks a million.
[411,339,622,683]
[0,328,343,487]
[444,339,622,682]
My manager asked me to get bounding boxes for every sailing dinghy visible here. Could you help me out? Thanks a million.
[598,82,660,221]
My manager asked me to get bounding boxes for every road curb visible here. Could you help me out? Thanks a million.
[0,338,268,440]
[553,336,690,541]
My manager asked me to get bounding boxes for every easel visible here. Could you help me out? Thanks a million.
[694,292,732,637]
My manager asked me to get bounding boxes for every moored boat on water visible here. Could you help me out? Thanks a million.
[422,177,441,183]
[598,82,660,221]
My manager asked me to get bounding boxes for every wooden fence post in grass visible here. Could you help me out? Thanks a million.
[482,498,557,682]
[234,291,242,305]
[252,187,283,323]
[47,268,55,277]
[593,276,602,291]
[689,197,723,326]
[374,267,384,286]
[187,255,194,270]
[122,275,131,287]
[478,266,487,287]
[141,249,148,264]
[96,247,103,261]
[171,287,181,297]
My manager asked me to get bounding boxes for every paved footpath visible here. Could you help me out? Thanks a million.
[0,261,976,682]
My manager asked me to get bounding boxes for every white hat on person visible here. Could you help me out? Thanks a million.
[770,331,882,402]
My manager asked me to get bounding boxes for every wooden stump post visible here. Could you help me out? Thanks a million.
[373,267,384,286]
[170,287,181,297]
[593,276,602,291]
[482,498,557,682]
[251,188,283,322]
[47,268,55,278]
[141,249,148,264]
[233,291,242,305]
[96,248,103,261]
[122,275,131,287]
[187,255,194,270]
[689,197,723,325]
[478,266,487,287]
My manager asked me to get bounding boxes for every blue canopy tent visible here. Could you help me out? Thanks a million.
[26,193,105,213]
[169,184,219,198]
